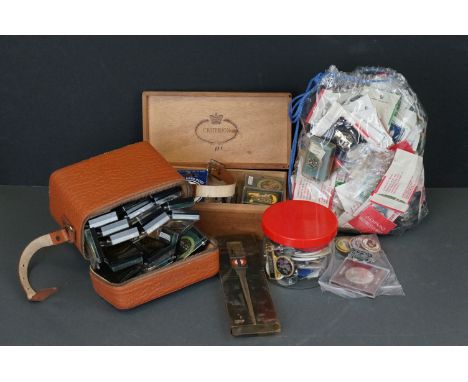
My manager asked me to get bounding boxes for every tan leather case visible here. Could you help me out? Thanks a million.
[19,142,219,309]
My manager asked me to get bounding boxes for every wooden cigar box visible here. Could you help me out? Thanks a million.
[142,91,291,238]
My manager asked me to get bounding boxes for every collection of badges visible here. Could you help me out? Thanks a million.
[85,183,403,336]
[292,66,428,235]
[83,186,209,284]
[319,234,404,298]
[264,241,330,287]
[83,158,403,333]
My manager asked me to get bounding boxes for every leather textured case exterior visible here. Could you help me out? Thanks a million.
[90,245,219,309]
[49,142,183,252]
[20,141,219,308]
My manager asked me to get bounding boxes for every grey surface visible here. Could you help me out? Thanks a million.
[1,186,467,345]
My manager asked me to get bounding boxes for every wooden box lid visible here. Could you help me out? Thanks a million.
[142,92,292,170]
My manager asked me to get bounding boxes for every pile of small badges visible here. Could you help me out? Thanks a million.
[83,186,208,284]
[292,66,428,234]
[336,235,382,262]
[318,234,404,298]
[264,241,330,287]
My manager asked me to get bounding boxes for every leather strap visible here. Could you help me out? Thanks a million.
[18,228,71,302]
[195,160,237,198]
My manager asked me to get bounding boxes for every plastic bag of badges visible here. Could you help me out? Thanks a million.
[289,66,428,234]
[319,234,404,298]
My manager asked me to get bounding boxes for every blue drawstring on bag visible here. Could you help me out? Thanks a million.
[287,72,324,199]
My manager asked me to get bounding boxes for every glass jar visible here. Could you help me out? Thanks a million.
[261,200,338,288]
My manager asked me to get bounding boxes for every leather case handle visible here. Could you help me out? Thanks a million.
[18,228,71,302]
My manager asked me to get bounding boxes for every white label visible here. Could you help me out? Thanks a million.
[312,102,350,137]
[366,88,401,131]
[308,139,325,162]
[343,95,394,148]
[159,231,171,242]
[393,95,418,131]
[293,158,336,208]
[335,182,365,216]
[306,89,352,126]
[247,175,254,186]
[371,149,423,213]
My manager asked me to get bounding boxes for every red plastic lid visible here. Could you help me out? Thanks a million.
[262,200,338,249]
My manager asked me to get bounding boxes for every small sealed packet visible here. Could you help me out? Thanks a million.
[370,148,423,213]
[319,234,404,298]
[329,258,390,298]
[301,136,336,181]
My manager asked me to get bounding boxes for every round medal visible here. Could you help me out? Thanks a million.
[275,256,295,277]
[345,267,375,285]
[362,237,381,253]
[350,236,364,251]
[335,237,352,254]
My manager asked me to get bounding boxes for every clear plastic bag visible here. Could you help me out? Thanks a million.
[290,66,428,234]
[319,234,404,298]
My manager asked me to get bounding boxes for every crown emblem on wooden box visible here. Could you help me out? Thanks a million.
[209,113,223,124]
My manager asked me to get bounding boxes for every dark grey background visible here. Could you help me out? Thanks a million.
[2,186,467,345]
[0,36,467,187]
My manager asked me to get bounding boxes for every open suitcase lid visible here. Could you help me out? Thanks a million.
[142,91,292,170]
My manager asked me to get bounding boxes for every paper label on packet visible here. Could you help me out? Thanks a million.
[342,95,394,148]
[393,95,418,132]
[308,139,325,162]
[306,89,352,126]
[348,205,397,234]
[371,149,423,213]
[365,88,401,131]
[338,196,401,229]
[335,182,364,216]
[389,94,420,148]
[312,102,351,137]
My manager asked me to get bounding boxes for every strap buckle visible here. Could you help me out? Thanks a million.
[63,221,75,244]
[208,159,226,179]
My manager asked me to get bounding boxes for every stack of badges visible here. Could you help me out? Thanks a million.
[241,174,284,205]
[348,235,381,263]
[84,187,209,284]
[264,242,331,287]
